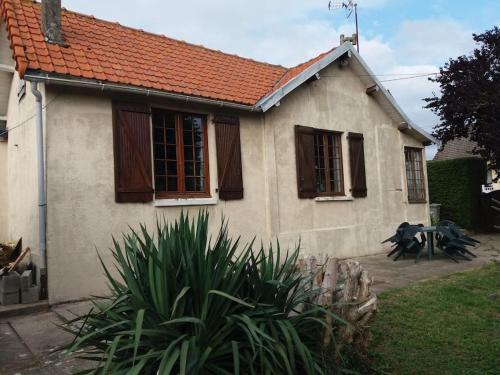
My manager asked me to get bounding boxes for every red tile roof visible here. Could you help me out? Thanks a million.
[0,0,335,106]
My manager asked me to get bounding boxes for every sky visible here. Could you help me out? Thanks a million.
[63,0,500,158]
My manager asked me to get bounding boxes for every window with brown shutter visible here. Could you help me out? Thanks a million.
[214,115,243,200]
[405,147,426,203]
[348,132,367,198]
[152,109,210,198]
[296,126,345,198]
[295,125,318,198]
[112,102,154,203]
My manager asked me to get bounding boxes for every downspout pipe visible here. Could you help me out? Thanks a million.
[30,81,48,299]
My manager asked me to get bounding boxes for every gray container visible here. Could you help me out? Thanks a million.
[430,203,441,224]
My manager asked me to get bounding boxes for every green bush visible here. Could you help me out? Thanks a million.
[63,212,344,374]
[427,157,486,229]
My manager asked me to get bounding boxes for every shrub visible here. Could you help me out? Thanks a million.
[63,212,343,374]
[427,157,486,229]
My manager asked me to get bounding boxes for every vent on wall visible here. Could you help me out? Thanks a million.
[0,120,7,141]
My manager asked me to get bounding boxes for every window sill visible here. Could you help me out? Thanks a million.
[154,197,218,207]
[315,196,353,202]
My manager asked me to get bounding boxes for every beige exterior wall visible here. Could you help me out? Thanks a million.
[44,89,269,303]
[4,75,41,265]
[32,61,429,303]
[0,140,7,241]
[265,62,429,257]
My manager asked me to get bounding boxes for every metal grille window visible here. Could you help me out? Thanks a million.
[405,147,426,202]
[313,131,344,195]
[152,109,209,198]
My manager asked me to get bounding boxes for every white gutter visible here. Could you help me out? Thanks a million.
[30,81,48,293]
[24,71,260,112]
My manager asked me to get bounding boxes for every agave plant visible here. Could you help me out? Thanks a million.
[63,212,343,374]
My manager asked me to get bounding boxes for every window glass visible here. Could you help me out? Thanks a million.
[152,110,208,197]
[405,147,426,202]
[314,131,344,195]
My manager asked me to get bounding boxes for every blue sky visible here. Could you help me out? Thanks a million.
[63,0,499,158]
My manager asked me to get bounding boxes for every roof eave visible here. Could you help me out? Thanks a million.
[256,43,438,145]
[23,71,261,112]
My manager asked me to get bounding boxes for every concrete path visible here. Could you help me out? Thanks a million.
[0,233,498,374]
[354,232,500,294]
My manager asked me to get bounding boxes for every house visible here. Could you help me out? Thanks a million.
[434,137,500,192]
[0,0,436,303]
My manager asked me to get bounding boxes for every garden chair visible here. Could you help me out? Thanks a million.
[435,221,479,262]
[383,222,426,262]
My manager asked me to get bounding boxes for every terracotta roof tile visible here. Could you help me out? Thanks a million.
[0,0,335,106]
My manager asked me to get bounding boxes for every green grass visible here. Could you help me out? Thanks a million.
[369,262,500,375]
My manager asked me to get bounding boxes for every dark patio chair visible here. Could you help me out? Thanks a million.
[383,222,426,262]
[435,221,479,262]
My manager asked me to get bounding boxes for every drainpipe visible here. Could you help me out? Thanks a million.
[31,82,48,299]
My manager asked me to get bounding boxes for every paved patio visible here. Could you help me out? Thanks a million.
[354,232,500,294]
[1,233,498,374]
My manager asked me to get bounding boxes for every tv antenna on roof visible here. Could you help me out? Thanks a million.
[328,1,360,53]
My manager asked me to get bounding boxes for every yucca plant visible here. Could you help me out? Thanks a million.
[63,211,343,374]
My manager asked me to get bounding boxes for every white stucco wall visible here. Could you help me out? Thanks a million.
[44,89,269,303]
[37,61,430,303]
[264,62,429,258]
[0,140,7,241]
[5,76,41,265]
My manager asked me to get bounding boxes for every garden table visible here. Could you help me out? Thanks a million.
[416,226,437,262]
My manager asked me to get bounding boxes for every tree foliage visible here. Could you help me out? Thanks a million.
[425,27,500,173]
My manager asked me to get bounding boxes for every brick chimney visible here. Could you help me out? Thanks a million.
[41,0,64,44]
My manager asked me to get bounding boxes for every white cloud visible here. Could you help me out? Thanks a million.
[394,18,476,64]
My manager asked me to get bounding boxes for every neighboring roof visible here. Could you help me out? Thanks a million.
[433,137,481,161]
[0,0,436,144]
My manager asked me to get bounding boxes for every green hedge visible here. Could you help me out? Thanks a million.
[427,157,487,229]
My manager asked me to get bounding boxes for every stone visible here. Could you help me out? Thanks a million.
[0,291,19,305]
[20,270,33,291]
[0,272,20,293]
[20,286,39,304]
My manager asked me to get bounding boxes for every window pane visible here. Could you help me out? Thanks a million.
[166,146,177,159]
[195,177,205,191]
[167,177,177,192]
[405,148,425,201]
[154,127,164,142]
[185,177,195,192]
[152,109,178,194]
[154,144,165,159]
[314,133,327,192]
[183,130,193,146]
[154,160,165,176]
[166,129,176,144]
[155,176,166,192]
[185,161,194,176]
[167,161,177,176]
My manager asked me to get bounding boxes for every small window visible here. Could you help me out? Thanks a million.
[314,130,344,195]
[405,147,426,202]
[152,109,210,198]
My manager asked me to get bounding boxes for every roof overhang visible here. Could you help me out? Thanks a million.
[23,71,260,112]
[256,43,438,145]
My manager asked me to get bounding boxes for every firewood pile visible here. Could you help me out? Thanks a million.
[297,256,378,350]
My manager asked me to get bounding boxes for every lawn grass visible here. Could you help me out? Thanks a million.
[369,262,500,375]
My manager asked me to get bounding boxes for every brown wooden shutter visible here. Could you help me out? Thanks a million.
[112,102,153,203]
[295,125,317,198]
[214,114,243,200]
[348,132,367,198]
